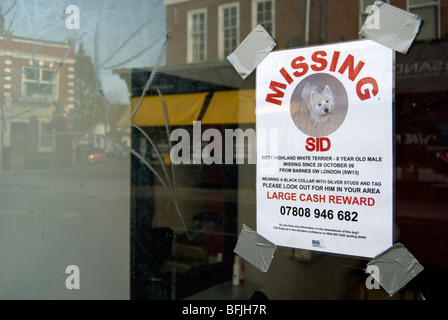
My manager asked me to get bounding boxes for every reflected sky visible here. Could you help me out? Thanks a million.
[1,0,166,103]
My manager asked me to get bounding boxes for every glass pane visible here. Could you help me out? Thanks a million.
[24,82,40,98]
[24,67,36,80]
[412,6,438,40]
[41,69,54,82]
[192,19,198,32]
[0,0,446,305]
[266,11,272,21]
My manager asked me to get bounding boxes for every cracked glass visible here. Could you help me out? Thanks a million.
[0,0,447,302]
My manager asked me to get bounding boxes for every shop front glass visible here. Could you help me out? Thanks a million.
[0,0,447,302]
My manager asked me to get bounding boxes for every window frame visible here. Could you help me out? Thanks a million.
[22,66,59,102]
[251,0,275,37]
[218,1,240,60]
[407,0,440,40]
[187,7,208,63]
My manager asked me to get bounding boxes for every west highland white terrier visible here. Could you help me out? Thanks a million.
[301,83,335,128]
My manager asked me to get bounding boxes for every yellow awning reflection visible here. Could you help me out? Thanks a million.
[117,92,208,127]
[202,90,255,124]
[117,90,256,127]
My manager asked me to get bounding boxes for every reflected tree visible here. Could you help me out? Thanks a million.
[73,43,108,187]
[74,42,106,133]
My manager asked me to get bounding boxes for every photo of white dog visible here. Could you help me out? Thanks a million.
[301,83,335,128]
[290,73,347,137]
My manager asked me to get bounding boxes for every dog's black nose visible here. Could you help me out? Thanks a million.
[324,108,329,113]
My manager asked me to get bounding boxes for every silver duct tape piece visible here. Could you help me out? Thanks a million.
[367,243,424,296]
[359,1,422,54]
[227,24,276,79]
[234,224,277,272]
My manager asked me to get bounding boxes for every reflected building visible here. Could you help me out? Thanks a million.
[0,10,75,169]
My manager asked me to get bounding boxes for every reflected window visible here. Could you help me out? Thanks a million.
[408,0,440,40]
[252,0,275,36]
[22,67,58,102]
[187,8,207,63]
[219,2,239,59]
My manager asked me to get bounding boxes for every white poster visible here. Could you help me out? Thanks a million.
[256,40,393,258]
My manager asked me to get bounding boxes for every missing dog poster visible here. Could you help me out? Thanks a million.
[256,40,393,258]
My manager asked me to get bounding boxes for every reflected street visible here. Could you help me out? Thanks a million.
[0,156,130,299]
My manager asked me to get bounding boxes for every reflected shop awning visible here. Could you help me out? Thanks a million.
[125,92,208,126]
[117,90,255,127]
[115,62,255,127]
[116,62,256,127]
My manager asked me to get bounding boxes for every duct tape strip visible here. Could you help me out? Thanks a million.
[234,224,277,272]
[367,243,424,296]
[227,24,276,79]
[359,1,422,54]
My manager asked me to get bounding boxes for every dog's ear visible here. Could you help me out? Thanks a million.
[310,90,317,102]
[323,85,333,96]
